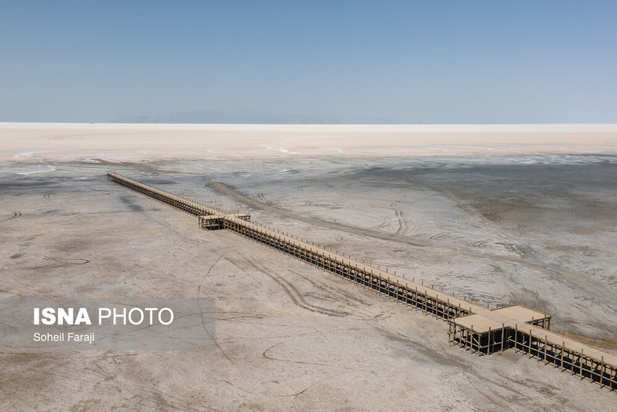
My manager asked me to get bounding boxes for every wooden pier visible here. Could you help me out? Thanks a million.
[108,172,617,391]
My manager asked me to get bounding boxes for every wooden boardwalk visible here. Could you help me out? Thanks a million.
[108,172,617,390]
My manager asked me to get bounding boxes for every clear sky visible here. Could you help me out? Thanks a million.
[1,1,616,124]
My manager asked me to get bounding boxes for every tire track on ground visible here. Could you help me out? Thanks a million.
[0,210,21,224]
[210,182,428,247]
[394,209,407,235]
[209,182,615,299]
[232,254,348,317]
[43,256,89,265]
[391,200,408,235]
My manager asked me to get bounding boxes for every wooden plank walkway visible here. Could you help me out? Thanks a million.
[108,172,617,390]
[226,216,485,312]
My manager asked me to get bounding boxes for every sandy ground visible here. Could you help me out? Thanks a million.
[2,123,617,165]
[1,153,617,411]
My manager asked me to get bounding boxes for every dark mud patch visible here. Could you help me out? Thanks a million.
[558,331,617,352]
[119,196,145,212]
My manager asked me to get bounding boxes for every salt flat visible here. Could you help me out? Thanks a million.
[1,124,617,410]
[2,123,617,165]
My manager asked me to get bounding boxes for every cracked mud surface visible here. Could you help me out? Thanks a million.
[1,155,616,410]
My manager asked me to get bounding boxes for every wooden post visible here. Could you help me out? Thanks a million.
[528,330,532,358]
[601,357,605,387]
[501,324,505,352]
[544,336,548,365]
[396,280,400,302]
[452,323,462,346]
[488,327,492,354]
[561,342,565,371]
[580,349,584,379]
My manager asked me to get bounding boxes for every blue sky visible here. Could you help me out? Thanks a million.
[1,1,615,123]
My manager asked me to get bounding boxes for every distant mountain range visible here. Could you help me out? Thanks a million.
[110,109,423,124]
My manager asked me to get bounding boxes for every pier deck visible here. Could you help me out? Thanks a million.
[108,172,617,390]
